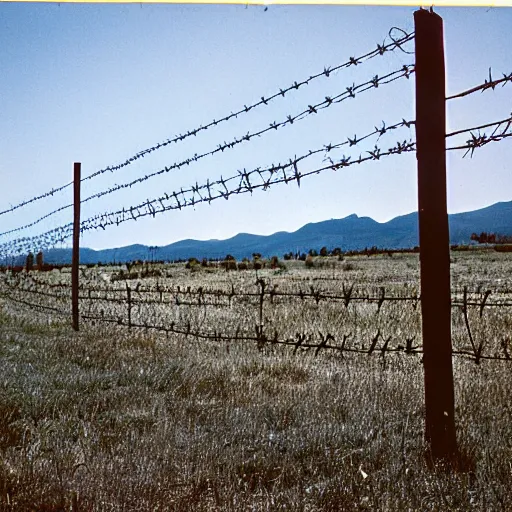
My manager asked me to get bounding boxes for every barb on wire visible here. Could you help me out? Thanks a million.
[0,119,415,256]
[446,114,512,157]
[0,64,415,240]
[446,68,512,100]
[0,29,414,219]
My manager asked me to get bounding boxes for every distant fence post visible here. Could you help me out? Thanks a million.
[72,162,81,331]
[414,8,457,462]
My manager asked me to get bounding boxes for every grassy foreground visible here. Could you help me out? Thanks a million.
[0,251,511,510]
[0,317,511,510]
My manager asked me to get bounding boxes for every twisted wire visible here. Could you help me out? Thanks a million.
[0,65,414,239]
[446,68,512,101]
[0,29,414,219]
[446,114,512,157]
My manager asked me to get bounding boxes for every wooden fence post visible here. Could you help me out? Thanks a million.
[414,8,458,462]
[72,162,81,331]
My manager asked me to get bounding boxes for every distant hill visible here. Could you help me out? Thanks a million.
[41,200,512,264]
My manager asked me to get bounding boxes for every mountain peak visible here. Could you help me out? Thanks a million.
[38,200,512,264]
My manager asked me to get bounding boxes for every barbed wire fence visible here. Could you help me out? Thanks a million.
[1,272,511,365]
[0,29,414,233]
[0,19,509,359]
[0,9,510,463]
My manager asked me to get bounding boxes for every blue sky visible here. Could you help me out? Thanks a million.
[0,4,510,252]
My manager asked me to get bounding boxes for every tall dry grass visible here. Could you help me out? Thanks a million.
[0,251,511,510]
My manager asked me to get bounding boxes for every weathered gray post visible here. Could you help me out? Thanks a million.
[414,8,458,462]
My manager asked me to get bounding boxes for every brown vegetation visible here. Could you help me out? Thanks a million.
[0,251,511,510]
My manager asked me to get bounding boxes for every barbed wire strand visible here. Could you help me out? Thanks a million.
[0,65,415,239]
[446,115,512,157]
[0,29,415,219]
[446,68,512,101]
[2,286,510,363]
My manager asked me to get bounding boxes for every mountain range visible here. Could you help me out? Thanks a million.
[41,200,512,264]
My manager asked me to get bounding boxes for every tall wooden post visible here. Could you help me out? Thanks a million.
[72,162,81,331]
[414,9,457,462]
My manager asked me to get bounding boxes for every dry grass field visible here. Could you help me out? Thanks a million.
[0,249,511,511]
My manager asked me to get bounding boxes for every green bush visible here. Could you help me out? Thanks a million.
[185,258,200,269]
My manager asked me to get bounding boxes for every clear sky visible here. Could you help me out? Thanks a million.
[0,3,510,252]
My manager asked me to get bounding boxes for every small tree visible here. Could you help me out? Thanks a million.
[221,255,237,271]
[253,259,264,270]
[36,251,43,270]
[26,252,34,271]
[305,255,314,268]
[185,257,200,269]
[308,249,318,257]
[320,246,328,257]
[332,247,343,257]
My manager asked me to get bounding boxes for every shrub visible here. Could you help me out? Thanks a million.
[201,258,209,267]
[36,251,43,269]
[185,258,200,269]
[221,259,237,271]
[305,255,314,268]
[237,261,248,271]
[26,253,34,271]
[319,247,328,257]
[308,249,318,257]
[298,253,307,261]
[253,259,263,270]
[332,247,343,257]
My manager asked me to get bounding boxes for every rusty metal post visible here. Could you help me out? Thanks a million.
[414,8,457,462]
[72,162,81,331]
